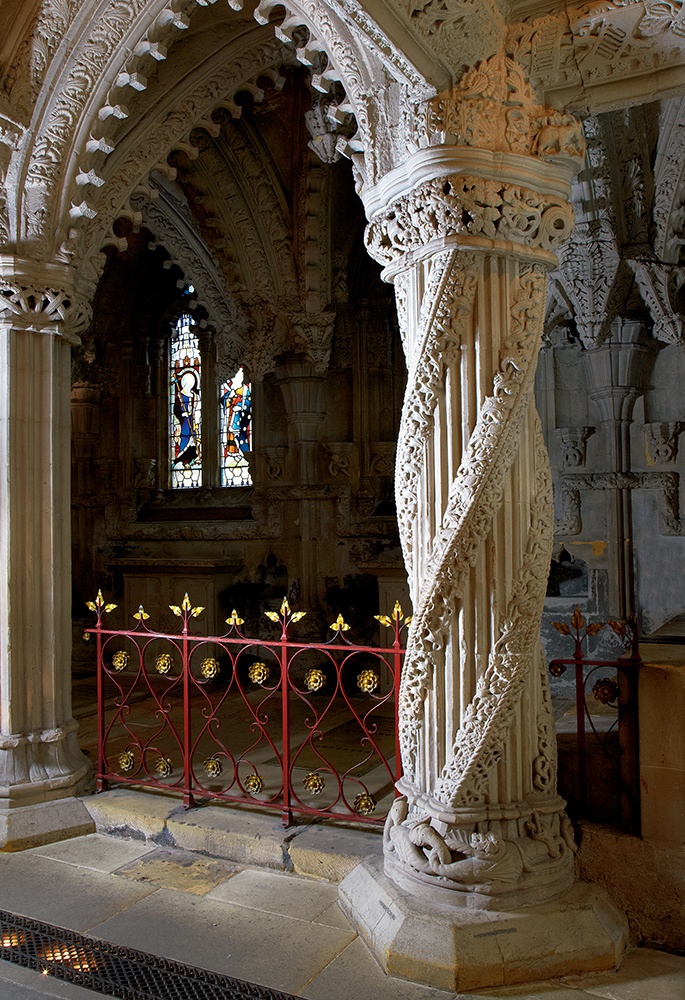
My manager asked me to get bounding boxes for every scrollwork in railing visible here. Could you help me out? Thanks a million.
[548,607,641,831]
[86,592,407,825]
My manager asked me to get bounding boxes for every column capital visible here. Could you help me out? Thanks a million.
[0,256,91,342]
[362,52,584,272]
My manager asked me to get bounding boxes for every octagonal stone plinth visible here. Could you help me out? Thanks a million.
[339,857,628,992]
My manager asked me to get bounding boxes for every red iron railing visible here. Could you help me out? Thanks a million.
[549,608,641,832]
[86,592,407,825]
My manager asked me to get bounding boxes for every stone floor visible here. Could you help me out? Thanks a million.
[0,828,684,1000]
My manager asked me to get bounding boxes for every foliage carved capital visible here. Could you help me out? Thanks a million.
[0,258,91,339]
[365,174,575,269]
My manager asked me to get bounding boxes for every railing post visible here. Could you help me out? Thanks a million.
[575,658,588,816]
[281,616,292,827]
[393,619,403,793]
[95,619,107,793]
[618,659,641,833]
[182,619,194,810]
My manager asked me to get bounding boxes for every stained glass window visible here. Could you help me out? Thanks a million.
[169,314,202,488]
[220,367,252,487]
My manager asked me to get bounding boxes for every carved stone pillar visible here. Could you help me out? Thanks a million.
[584,319,653,618]
[339,56,627,990]
[276,354,326,484]
[0,257,94,848]
[275,354,326,608]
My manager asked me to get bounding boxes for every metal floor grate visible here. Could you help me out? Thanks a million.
[0,909,298,999]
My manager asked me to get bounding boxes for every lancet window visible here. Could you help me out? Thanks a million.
[168,310,252,489]
[220,367,252,486]
[169,313,202,488]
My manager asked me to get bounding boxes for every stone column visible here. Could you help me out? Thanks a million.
[584,319,653,618]
[276,354,326,608]
[340,55,627,990]
[0,257,94,848]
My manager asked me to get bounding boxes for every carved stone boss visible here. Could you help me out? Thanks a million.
[362,55,584,906]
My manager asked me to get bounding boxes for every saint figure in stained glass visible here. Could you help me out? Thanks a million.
[220,366,252,486]
[169,315,202,488]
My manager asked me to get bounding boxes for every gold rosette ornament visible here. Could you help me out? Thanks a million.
[248,661,269,686]
[118,750,135,772]
[155,653,173,675]
[154,756,173,778]
[353,792,376,816]
[357,669,379,694]
[244,773,265,794]
[111,650,129,672]
[303,771,325,794]
[592,677,620,705]
[201,657,220,679]
[304,668,326,692]
[204,756,223,778]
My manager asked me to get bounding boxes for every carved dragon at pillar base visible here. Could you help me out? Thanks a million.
[383,794,576,907]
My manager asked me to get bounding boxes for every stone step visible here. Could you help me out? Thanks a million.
[81,789,382,883]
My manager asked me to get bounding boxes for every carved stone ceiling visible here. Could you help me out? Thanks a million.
[1,0,685,324]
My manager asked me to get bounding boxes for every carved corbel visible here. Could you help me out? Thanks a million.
[290,309,336,375]
[265,446,288,481]
[327,442,356,480]
[644,421,682,465]
[234,294,283,383]
[369,442,395,478]
[554,426,595,468]
[627,259,685,345]
[0,260,92,342]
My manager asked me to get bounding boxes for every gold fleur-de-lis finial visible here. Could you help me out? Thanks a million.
[133,606,150,621]
[265,597,307,626]
[226,609,244,627]
[170,593,204,619]
[330,614,350,632]
[86,590,117,614]
[375,601,412,629]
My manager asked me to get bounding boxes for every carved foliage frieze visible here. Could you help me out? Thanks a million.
[508,1,685,101]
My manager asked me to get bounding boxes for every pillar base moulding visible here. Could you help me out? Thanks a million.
[0,719,92,809]
[339,857,628,993]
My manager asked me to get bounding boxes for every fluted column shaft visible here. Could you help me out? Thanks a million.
[361,56,585,905]
[0,258,91,812]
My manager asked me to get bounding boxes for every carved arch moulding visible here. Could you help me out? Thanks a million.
[1,0,434,268]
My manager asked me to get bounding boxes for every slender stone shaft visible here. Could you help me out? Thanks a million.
[0,258,92,844]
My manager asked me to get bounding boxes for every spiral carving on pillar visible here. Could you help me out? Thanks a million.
[367,110,578,898]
